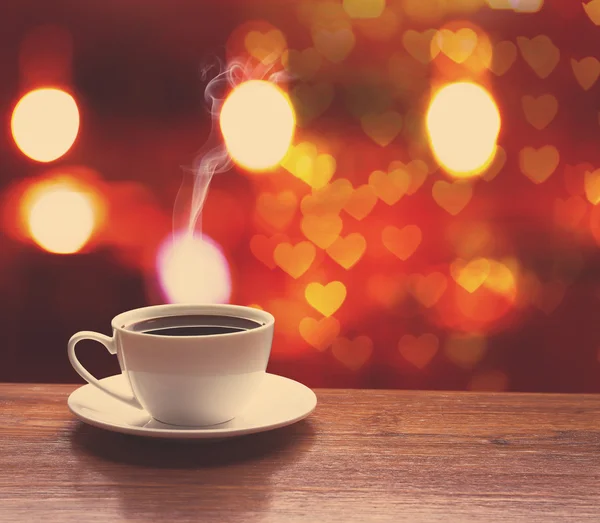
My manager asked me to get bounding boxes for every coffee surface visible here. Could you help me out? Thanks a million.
[127,314,263,337]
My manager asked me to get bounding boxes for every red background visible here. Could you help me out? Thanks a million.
[2,0,600,392]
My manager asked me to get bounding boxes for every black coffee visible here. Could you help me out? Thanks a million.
[126,314,264,337]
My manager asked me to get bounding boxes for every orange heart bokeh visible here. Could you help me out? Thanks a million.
[381,225,422,261]
[332,335,374,370]
[274,241,317,278]
[299,316,340,351]
[305,280,347,317]
[398,334,440,369]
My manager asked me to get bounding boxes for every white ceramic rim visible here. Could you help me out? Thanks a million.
[111,304,275,340]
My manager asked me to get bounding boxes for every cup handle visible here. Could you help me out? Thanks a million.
[68,331,143,410]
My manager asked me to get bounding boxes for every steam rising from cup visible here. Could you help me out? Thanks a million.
[173,59,241,237]
[173,58,296,238]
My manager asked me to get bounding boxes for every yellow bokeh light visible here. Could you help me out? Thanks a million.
[25,183,97,254]
[220,80,296,171]
[486,0,543,11]
[512,0,543,12]
[484,259,518,299]
[11,88,80,162]
[485,0,514,8]
[426,82,501,178]
[343,0,385,19]
[157,233,231,304]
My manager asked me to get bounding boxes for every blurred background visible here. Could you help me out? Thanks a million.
[3,0,600,392]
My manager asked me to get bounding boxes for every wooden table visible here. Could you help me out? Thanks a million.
[1,384,599,522]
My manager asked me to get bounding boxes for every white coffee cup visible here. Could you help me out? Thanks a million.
[68,304,274,427]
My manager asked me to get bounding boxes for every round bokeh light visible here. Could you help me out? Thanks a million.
[426,82,501,178]
[219,80,295,171]
[25,183,97,254]
[157,233,232,304]
[11,88,80,162]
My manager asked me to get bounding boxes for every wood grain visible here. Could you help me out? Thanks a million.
[1,384,600,522]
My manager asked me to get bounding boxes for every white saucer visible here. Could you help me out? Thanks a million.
[68,373,317,439]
